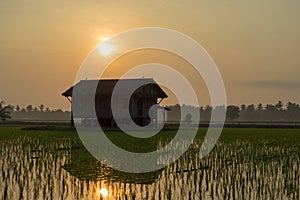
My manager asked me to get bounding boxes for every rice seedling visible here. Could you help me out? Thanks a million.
[0,126,299,199]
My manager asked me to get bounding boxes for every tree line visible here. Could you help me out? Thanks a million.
[0,102,70,122]
[0,101,299,123]
[166,101,300,122]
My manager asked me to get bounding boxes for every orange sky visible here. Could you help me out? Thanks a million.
[0,0,299,110]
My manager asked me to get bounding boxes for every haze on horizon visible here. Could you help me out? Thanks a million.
[0,0,299,110]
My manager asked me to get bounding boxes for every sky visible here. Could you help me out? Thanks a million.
[0,0,299,110]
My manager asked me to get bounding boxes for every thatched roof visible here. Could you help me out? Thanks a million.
[62,78,168,98]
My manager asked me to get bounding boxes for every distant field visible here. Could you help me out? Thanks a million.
[0,125,299,199]
[1,125,299,149]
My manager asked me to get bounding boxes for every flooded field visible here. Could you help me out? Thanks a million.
[0,126,299,199]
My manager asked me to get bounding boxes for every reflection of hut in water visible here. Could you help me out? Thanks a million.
[62,146,163,184]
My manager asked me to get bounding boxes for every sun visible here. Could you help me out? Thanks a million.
[98,42,117,56]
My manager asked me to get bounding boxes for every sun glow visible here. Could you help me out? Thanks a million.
[101,37,110,41]
[98,42,117,56]
[99,187,108,197]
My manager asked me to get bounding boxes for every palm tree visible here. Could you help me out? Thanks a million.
[0,101,11,122]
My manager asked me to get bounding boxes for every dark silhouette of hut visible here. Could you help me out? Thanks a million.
[62,78,167,127]
[62,146,163,184]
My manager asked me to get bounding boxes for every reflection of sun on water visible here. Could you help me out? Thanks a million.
[99,187,108,198]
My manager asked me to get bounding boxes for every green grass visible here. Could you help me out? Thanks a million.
[1,124,299,139]
[0,125,299,155]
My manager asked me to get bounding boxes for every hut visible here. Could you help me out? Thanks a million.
[62,78,168,127]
